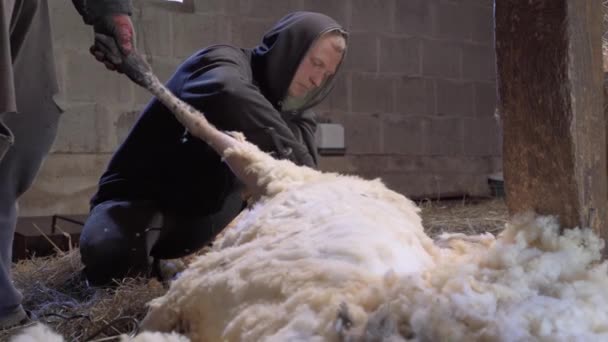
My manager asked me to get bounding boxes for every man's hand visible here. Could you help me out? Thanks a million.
[90,14,135,72]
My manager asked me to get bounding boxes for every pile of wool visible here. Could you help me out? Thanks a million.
[10,323,189,342]
[388,213,608,341]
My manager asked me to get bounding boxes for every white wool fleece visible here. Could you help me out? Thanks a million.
[9,323,190,342]
[141,140,437,341]
[391,214,608,341]
[140,139,608,341]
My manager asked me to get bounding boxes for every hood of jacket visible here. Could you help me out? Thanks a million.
[251,11,347,112]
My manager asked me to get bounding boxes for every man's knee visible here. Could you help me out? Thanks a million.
[79,202,154,285]
[80,226,146,286]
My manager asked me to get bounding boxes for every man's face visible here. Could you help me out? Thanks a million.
[288,34,345,98]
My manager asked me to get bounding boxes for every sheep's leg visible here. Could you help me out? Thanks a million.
[335,302,356,340]
[118,52,262,194]
[336,303,401,342]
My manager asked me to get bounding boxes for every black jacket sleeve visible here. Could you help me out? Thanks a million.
[178,52,317,168]
[72,0,133,25]
[286,109,318,166]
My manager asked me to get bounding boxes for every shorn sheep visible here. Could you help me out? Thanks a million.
[12,51,608,341]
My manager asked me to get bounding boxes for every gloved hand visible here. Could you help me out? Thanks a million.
[70,0,135,72]
[90,14,136,73]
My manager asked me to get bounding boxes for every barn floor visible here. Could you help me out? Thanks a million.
[420,197,507,238]
[0,197,508,341]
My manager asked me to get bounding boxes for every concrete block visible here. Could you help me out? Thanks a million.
[51,104,113,153]
[490,156,503,172]
[134,6,173,57]
[435,79,475,116]
[385,155,424,173]
[317,155,390,176]
[114,110,141,145]
[63,51,134,104]
[428,172,490,198]
[395,77,434,115]
[298,0,349,28]
[462,44,496,81]
[421,39,462,78]
[474,82,497,117]
[379,173,434,198]
[379,36,420,74]
[471,5,494,44]
[192,0,223,13]
[382,114,427,155]
[349,155,391,176]
[394,0,433,36]
[317,155,355,173]
[435,2,473,41]
[350,0,392,32]
[388,155,494,174]
[351,73,394,113]
[240,0,300,19]
[330,113,383,154]
[463,116,501,156]
[48,0,73,13]
[427,117,464,156]
[49,1,91,51]
[19,154,112,216]
[134,0,195,13]
[468,0,494,8]
[382,155,495,197]
[453,156,494,175]
[316,73,349,112]
[231,18,274,47]
[171,13,231,58]
[342,33,378,73]
[380,171,490,199]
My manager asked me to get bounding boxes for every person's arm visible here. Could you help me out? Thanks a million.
[71,0,135,71]
[179,60,316,168]
[292,109,319,166]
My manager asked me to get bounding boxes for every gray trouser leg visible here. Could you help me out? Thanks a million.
[0,0,60,317]
[80,189,244,285]
[0,180,20,317]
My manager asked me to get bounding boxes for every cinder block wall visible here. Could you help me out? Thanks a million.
[19,0,500,217]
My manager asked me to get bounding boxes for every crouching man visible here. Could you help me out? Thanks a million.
[79,11,348,285]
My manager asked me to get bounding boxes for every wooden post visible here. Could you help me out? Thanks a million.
[495,0,607,248]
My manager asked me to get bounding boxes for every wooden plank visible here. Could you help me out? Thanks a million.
[495,0,607,246]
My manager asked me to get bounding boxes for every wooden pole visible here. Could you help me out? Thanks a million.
[495,0,607,250]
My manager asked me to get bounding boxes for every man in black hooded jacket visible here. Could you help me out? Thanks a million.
[79,11,348,285]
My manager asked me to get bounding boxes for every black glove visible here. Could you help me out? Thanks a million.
[90,14,136,72]
[71,0,136,72]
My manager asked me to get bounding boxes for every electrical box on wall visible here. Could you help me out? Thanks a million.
[315,123,346,156]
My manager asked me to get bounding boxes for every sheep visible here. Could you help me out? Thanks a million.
[125,56,608,341]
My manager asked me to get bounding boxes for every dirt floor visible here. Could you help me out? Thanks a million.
[0,197,508,341]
